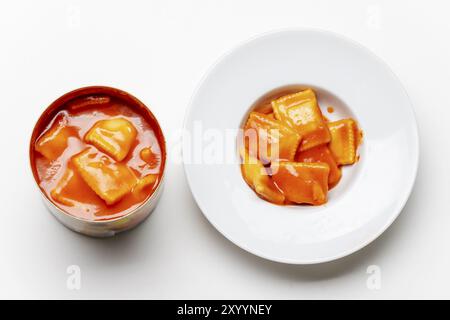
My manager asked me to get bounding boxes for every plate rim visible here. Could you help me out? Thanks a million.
[182,27,420,264]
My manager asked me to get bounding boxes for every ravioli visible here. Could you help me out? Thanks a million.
[296,145,341,188]
[50,167,101,207]
[133,174,158,197]
[72,148,137,205]
[272,89,330,151]
[85,118,137,161]
[239,87,362,206]
[271,162,330,205]
[244,112,301,163]
[50,168,79,206]
[327,119,360,165]
[240,148,285,204]
[35,114,78,160]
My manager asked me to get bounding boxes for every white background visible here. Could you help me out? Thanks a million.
[0,0,447,299]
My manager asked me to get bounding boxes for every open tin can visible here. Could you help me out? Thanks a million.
[29,86,166,237]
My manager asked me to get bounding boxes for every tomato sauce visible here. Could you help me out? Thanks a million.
[30,87,165,221]
[240,86,361,206]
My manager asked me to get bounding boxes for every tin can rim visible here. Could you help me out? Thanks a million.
[29,85,167,224]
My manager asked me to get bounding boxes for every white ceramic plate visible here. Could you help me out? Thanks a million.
[183,29,419,264]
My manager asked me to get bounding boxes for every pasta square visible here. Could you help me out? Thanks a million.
[132,174,158,197]
[271,162,329,205]
[35,114,78,160]
[85,118,137,162]
[296,145,342,188]
[50,168,79,207]
[50,167,100,207]
[272,89,330,151]
[327,119,360,165]
[244,112,301,163]
[72,148,137,205]
[240,148,285,204]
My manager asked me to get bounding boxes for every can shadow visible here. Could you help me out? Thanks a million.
[64,208,160,269]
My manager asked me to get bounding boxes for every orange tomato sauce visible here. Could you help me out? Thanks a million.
[240,86,361,206]
[30,88,165,221]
